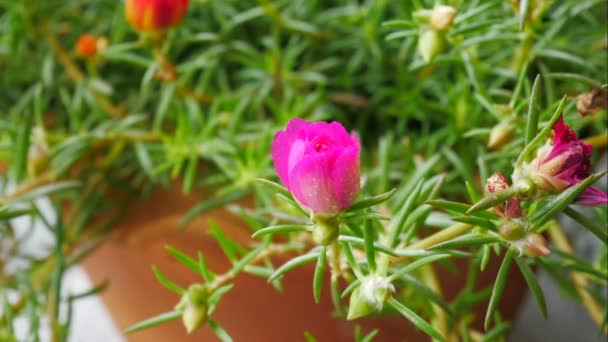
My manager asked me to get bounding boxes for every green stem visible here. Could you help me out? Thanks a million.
[420,265,449,340]
[330,241,345,314]
[405,223,473,251]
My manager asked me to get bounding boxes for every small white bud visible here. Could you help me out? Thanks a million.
[488,121,515,149]
[430,5,457,31]
[177,284,208,334]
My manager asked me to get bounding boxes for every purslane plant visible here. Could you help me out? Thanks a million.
[126,97,606,341]
[1,0,607,341]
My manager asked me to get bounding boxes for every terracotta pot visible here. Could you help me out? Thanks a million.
[82,183,527,341]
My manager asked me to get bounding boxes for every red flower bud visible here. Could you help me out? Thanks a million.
[486,172,522,218]
[125,0,189,32]
[75,33,107,58]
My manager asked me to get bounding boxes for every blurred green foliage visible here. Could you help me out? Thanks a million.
[0,0,607,341]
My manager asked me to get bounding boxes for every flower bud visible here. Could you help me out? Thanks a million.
[522,234,550,257]
[75,33,107,58]
[430,5,457,31]
[347,276,394,320]
[418,28,445,63]
[512,115,607,206]
[271,119,361,218]
[125,0,190,33]
[176,284,208,334]
[576,88,607,117]
[485,172,522,218]
[500,220,525,241]
[488,121,515,150]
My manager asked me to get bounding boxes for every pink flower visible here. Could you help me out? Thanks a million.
[485,172,522,218]
[516,115,607,206]
[272,119,361,217]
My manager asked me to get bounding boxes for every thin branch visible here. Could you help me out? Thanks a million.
[211,242,308,289]
[406,223,473,251]
[0,171,54,202]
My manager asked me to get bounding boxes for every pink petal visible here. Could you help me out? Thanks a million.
[577,186,608,206]
[552,115,578,148]
[299,121,353,146]
[331,134,361,209]
[288,151,340,215]
[271,118,309,188]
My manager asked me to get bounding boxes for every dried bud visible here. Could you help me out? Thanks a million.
[418,28,445,63]
[577,88,607,117]
[430,5,457,31]
[347,276,394,320]
[125,0,190,33]
[488,121,515,149]
[176,284,208,334]
[75,34,108,58]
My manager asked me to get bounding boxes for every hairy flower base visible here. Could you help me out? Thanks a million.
[512,234,550,257]
[348,276,394,320]
[312,218,340,245]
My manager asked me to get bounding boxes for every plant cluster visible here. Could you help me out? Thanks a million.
[1,0,607,341]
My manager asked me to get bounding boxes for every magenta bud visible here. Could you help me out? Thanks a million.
[514,115,607,206]
[272,119,361,217]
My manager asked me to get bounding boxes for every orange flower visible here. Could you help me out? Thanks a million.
[125,0,190,32]
[75,33,101,57]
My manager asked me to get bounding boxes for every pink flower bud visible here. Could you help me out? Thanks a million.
[522,234,550,257]
[272,119,361,217]
[485,172,522,218]
[125,0,189,33]
[486,172,510,193]
[518,115,607,206]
